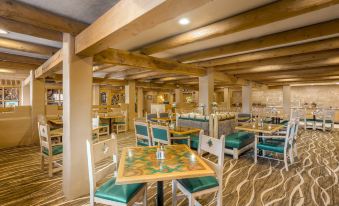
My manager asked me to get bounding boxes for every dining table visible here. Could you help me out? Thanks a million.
[116,144,214,206]
[235,122,284,134]
[98,114,125,133]
[169,126,201,136]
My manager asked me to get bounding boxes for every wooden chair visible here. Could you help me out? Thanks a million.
[320,109,335,131]
[86,134,147,206]
[150,124,190,147]
[172,130,224,206]
[254,120,297,171]
[134,121,152,146]
[38,123,63,177]
[92,116,109,140]
[112,111,128,133]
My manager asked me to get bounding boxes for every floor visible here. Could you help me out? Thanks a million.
[0,129,338,206]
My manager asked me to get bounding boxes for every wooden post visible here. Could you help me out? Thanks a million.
[21,79,30,106]
[199,68,214,114]
[175,88,183,107]
[62,33,92,199]
[242,84,252,113]
[283,85,291,117]
[30,70,45,144]
[137,87,143,118]
[125,80,135,130]
[223,88,231,110]
[92,84,100,105]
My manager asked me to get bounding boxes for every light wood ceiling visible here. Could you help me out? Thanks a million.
[0,0,339,88]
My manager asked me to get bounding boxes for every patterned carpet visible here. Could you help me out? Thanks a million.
[0,129,338,206]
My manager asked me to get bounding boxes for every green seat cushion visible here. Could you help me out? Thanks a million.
[225,132,254,149]
[42,145,63,156]
[257,142,284,153]
[315,119,333,123]
[114,122,126,124]
[137,140,149,146]
[325,120,333,123]
[178,176,219,193]
[152,128,168,141]
[135,125,149,136]
[95,177,145,203]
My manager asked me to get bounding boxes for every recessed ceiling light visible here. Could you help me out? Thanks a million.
[178,18,190,25]
[336,82,339,85]
[0,29,8,34]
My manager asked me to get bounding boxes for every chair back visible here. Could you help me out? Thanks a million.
[38,123,52,156]
[135,121,152,146]
[38,114,47,124]
[92,116,99,129]
[284,120,296,152]
[150,124,170,145]
[159,112,169,118]
[198,130,225,182]
[146,113,157,122]
[324,109,335,122]
[86,134,118,202]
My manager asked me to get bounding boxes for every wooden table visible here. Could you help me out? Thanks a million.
[50,128,63,136]
[116,145,214,206]
[169,126,201,136]
[49,119,63,125]
[151,117,176,123]
[99,114,124,133]
[235,123,284,134]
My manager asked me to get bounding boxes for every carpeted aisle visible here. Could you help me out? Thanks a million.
[0,129,338,206]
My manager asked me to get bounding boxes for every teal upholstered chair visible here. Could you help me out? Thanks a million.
[134,121,152,146]
[86,134,147,206]
[317,109,335,131]
[112,110,128,133]
[151,124,191,147]
[38,123,63,177]
[172,130,224,206]
[254,120,297,171]
[223,132,254,159]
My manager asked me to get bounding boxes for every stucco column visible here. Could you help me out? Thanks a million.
[242,84,252,113]
[137,87,143,118]
[199,68,214,114]
[62,33,92,199]
[283,85,291,117]
[125,80,135,130]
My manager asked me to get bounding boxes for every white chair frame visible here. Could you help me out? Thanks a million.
[86,134,147,206]
[134,121,152,146]
[113,110,128,133]
[254,120,297,171]
[38,123,63,177]
[172,131,224,206]
[150,124,190,147]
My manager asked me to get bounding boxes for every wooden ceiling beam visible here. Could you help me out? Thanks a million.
[197,37,339,67]
[177,18,339,63]
[0,0,87,34]
[216,49,339,71]
[35,49,62,78]
[126,71,162,80]
[226,57,339,75]
[94,48,207,77]
[0,52,46,65]
[0,17,62,41]
[0,37,58,56]
[140,0,339,55]
[0,60,36,70]
[75,0,211,56]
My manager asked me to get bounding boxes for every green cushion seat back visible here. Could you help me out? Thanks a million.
[137,140,149,146]
[177,176,219,193]
[135,125,148,136]
[42,145,63,156]
[152,128,168,142]
[257,142,284,153]
[94,177,145,203]
[225,132,254,149]
[172,134,199,149]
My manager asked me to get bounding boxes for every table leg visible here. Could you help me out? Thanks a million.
[109,118,112,134]
[157,181,164,206]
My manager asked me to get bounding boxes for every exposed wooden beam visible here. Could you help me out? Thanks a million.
[35,49,62,78]
[93,78,127,85]
[136,82,198,90]
[0,37,58,56]
[262,76,339,83]
[94,48,207,77]
[0,60,36,70]
[0,0,87,34]
[0,17,62,41]
[226,57,339,75]
[75,0,211,56]
[0,52,46,65]
[237,66,339,80]
[154,75,193,82]
[216,49,339,71]
[126,71,161,80]
[196,37,339,67]
[93,64,116,72]
[140,0,339,55]
[105,68,145,79]
[176,18,339,62]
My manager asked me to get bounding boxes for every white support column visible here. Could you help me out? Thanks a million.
[175,88,183,107]
[137,87,143,118]
[92,84,100,105]
[125,80,135,130]
[30,70,45,143]
[199,68,214,114]
[242,84,252,113]
[21,79,31,106]
[223,87,231,110]
[283,85,291,117]
[62,33,92,199]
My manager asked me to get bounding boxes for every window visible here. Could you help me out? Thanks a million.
[0,86,20,108]
[46,88,63,106]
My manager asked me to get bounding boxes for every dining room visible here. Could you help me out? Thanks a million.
[0,0,339,206]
